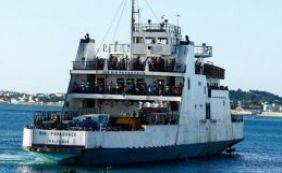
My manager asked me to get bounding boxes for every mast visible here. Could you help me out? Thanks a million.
[130,0,135,59]
[131,0,135,33]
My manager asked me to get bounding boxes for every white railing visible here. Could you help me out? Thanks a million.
[195,46,213,58]
[104,44,130,54]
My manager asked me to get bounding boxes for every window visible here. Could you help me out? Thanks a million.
[187,78,191,90]
[198,81,202,86]
[145,37,156,44]
[204,86,207,95]
[223,100,226,106]
[134,37,144,44]
[157,37,168,44]
[206,103,211,119]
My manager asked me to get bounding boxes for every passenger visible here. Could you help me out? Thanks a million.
[96,57,100,70]
[158,81,164,95]
[148,58,154,71]
[171,58,176,72]
[72,82,79,93]
[153,57,158,71]
[142,83,148,95]
[95,81,99,93]
[108,80,113,93]
[98,82,104,93]
[85,33,90,42]
[116,84,120,94]
[109,54,113,70]
[136,83,141,95]
[136,56,142,70]
[153,82,158,95]
[85,81,90,93]
[125,55,129,70]
[112,56,117,70]
[121,58,125,70]
[164,85,170,95]
[132,83,136,94]
[160,57,165,71]
[171,85,177,96]
[80,82,85,93]
[148,84,152,95]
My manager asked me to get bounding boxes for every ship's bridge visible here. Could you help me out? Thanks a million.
[131,22,181,56]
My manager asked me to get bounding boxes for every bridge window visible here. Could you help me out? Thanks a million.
[145,37,156,44]
[134,37,144,44]
[157,37,168,45]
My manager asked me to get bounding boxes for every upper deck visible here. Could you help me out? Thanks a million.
[72,42,212,76]
[72,56,185,75]
[133,23,181,34]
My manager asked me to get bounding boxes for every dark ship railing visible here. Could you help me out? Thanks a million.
[71,83,183,97]
[73,57,179,73]
[30,108,179,131]
[31,108,96,129]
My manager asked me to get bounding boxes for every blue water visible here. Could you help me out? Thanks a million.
[0,104,282,173]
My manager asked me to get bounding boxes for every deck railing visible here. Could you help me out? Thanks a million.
[71,83,183,97]
[195,46,213,58]
[73,59,105,70]
[73,57,182,73]
[107,44,130,53]
[33,108,96,124]
[134,23,181,34]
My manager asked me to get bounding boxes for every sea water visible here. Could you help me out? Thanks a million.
[0,103,282,173]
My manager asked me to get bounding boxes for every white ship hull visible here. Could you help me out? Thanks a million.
[23,122,243,165]
[29,139,242,165]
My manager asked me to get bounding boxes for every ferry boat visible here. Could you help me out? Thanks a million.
[22,0,243,165]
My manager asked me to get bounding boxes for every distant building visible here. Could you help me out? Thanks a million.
[263,103,272,112]
[0,99,6,103]
[28,95,35,103]
[273,105,282,112]
[10,98,19,104]
[262,103,282,112]
[55,93,65,97]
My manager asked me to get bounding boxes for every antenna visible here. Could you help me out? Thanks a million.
[176,14,180,26]
[130,0,140,59]
[130,0,135,60]
[131,0,135,33]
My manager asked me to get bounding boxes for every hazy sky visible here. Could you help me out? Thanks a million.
[0,0,281,95]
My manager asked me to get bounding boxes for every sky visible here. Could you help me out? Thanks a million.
[0,0,281,95]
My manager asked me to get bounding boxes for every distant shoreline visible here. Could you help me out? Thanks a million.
[232,109,282,118]
[258,112,282,117]
[0,102,63,107]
